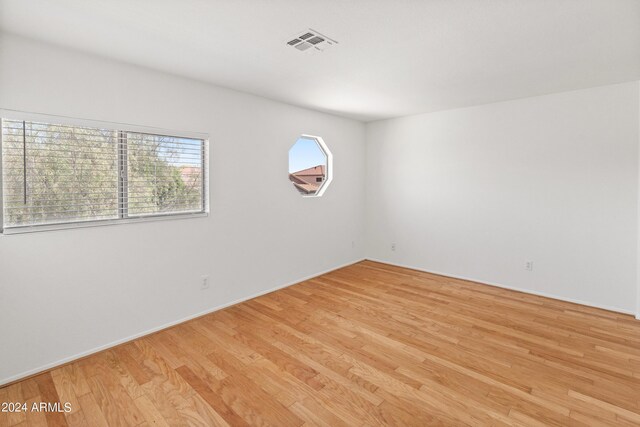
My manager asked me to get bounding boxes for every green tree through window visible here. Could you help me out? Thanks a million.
[1,119,205,230]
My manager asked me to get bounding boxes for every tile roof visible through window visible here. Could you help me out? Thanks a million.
[289,165,325,195]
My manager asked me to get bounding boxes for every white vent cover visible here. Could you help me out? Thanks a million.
[286,29,337,52]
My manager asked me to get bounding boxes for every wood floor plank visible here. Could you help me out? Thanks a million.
[23,398,48,427]
[32,373,68,427]
[0,388,9,427]
[2,260,640,426]
[4,383,26,426]
[76,392,110,427]
[175,365,250,427]
[50,369,81,415]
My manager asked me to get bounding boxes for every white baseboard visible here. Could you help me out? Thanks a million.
[365,258,637,316]
[0,258,366,387]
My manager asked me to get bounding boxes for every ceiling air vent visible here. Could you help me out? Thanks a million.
[286,29,337,53]
[295,42,313,51]
[307,36,325,45]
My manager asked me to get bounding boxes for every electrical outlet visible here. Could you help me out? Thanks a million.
[391,243,396,252]
[200,275,210,290]
[525,261,533,271]
[352,240,356,248]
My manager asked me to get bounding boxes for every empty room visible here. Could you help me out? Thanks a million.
[1,1,639,425]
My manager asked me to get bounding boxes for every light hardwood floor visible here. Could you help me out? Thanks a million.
[1,260,640,426]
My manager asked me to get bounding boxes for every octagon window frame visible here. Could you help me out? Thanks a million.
[289,134,333,198]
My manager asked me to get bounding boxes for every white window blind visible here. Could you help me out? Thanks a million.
[125,132,205,216]
[1,118,206,232]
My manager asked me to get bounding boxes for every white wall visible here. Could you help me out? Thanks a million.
[365,82,640,314]
[0,34,366,385]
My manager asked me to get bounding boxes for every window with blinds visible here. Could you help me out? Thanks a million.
[1,118,206,232]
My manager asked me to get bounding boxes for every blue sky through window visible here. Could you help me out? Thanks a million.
[289,137,327,173]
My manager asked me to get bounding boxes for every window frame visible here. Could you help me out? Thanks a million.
[0,109,209,235]
[289,134,333,198]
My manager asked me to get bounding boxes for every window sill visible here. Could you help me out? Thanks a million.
[1,211,208,235]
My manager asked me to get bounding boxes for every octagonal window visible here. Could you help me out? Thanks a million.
[288,135,332,197]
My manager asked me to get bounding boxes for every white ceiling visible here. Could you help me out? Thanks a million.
[1,0,639,122]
